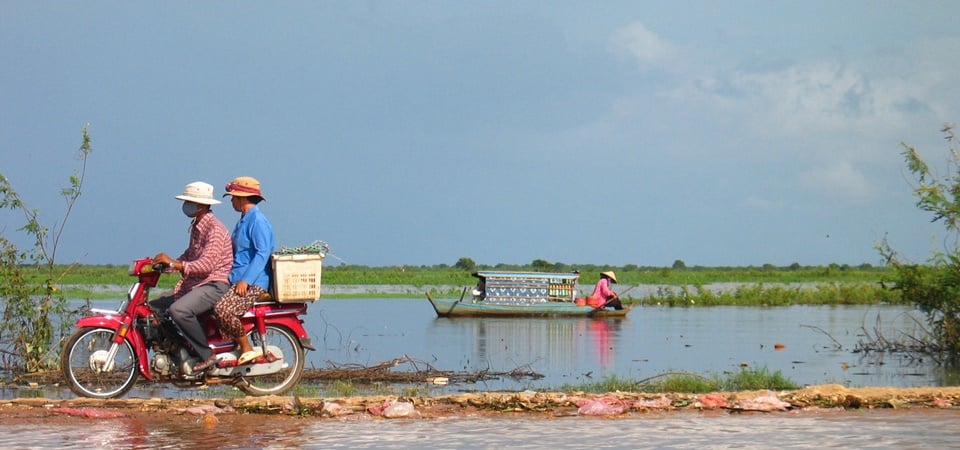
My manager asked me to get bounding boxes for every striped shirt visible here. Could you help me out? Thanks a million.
[173,211,233,299]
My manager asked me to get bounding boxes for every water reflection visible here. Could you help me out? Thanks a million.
[315,301,951,390]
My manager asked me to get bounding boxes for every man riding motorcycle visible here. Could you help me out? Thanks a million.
[148,181,233,373]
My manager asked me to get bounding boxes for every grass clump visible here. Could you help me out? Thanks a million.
[325,380,355,397]
[644,283,903,307]
[561,367,797,394]
[720,367,797,391]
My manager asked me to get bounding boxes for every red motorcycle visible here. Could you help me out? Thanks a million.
[61,257,314,399]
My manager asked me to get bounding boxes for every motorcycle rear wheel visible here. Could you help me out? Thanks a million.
[237,325,305,396]
[61,326,139,399]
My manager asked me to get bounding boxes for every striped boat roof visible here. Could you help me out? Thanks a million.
[472,271,580,281]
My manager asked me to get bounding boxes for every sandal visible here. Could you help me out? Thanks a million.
[191,357,217,373]
[237,350,263,365]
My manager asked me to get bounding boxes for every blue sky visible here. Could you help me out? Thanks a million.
[2,1,958,267]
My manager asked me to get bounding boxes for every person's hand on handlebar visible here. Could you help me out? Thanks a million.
[152,253,181,272]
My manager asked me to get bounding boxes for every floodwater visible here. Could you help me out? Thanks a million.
[3,299,958,448]
[307,299,947,391]
[2,409,960,448]
[7,298,950,400]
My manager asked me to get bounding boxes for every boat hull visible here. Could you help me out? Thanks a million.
[426,294,631,318]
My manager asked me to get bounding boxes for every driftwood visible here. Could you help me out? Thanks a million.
[302,355,543,384]
[5,355,544,386]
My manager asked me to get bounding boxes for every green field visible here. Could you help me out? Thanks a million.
[12,262,903,305]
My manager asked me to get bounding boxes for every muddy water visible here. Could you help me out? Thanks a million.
[2,409,960,448]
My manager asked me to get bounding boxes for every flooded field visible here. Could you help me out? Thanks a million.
[1,299,958,448]
[308,299,947,390]
[2,299,950,401]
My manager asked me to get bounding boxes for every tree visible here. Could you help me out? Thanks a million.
[0,125,92,372]
[880,124,960,360]
[672,259,686,269]
[531,259,552,270]
[454,257,476,272]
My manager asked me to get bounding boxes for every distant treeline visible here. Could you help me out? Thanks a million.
[14,261,899,305]
[26,260,892,288]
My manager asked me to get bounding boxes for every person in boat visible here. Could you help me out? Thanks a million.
[211,176,275,370]
[149,182,234,373]
[588,271,623,310]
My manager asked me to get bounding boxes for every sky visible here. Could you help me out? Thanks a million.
[2,1,959,268]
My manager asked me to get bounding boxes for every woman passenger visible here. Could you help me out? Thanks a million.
[214,176,275,365]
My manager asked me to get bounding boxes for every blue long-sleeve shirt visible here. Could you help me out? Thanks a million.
[229,204,274,291]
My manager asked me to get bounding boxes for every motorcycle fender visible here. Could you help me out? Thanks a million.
[246,316,312,350]
[247,316,306,338]
[75,315,153,381]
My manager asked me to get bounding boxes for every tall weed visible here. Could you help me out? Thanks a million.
[0,126,91,372]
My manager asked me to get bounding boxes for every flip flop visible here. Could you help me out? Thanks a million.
[237,350,263,365]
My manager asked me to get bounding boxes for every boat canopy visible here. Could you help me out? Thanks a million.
[471,271,580,305]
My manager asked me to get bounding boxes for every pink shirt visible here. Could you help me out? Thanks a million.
[173,211,233,299]
[591,277,616,299]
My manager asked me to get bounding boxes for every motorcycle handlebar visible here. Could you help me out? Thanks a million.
[140,262,171,274]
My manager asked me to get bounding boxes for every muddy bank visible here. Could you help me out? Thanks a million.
[2,385,960,425]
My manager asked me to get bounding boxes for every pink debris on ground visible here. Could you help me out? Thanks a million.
[737,391,792,411]
[577,396,629,416]
[696,393,730,409]
[321,402,351,417]
[382,401,417,418]
[367,400,418,418]
[932,397,953,408]
[49,407,126,419]
[366,400,390,416]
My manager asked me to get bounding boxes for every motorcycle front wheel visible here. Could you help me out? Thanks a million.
[237,324,305,396]
[61,326,139,399]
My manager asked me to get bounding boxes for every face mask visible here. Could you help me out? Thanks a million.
[182,202,201,217]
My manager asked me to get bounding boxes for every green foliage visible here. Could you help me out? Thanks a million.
[644,282,901,307]
[0,125,91,372]
[721,367,797,391]
[881,124,960,360]
[453,257,476,272]
[644,374,719,393]
[325,379,355,397]
[559,367,796,394]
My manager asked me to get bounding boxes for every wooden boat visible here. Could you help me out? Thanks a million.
[426,271,631,318]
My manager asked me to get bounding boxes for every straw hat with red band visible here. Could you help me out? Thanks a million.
[223,176,266,199]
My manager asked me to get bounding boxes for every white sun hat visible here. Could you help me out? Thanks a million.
[175,181,221,205]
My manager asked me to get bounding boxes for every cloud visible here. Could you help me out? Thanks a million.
[610,22,677,72]
[799,161,872,201]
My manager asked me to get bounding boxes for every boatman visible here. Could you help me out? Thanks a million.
[588,271,623,310]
